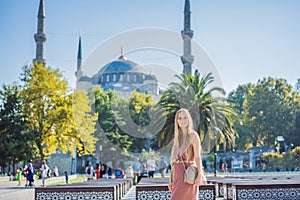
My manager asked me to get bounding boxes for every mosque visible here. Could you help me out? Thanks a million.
[32,0,195,173]
[33,0,194,97]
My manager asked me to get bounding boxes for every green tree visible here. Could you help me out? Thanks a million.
[128,91,156,152]
[228,84,253,151]
[157,71,240,152]
[91,87,132,164]
[243,78,297,147]
[70,90,98,154]
[20,62,75,160]
[0,84,35,172]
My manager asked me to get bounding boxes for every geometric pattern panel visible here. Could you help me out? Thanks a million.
[137,189,215,200]
[199,189,215,200]
[137,190,171,200]
[237,188,300,200]
[36,191,114,200]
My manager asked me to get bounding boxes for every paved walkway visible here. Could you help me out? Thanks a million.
[0,180,35,200]
[121,185,136,200]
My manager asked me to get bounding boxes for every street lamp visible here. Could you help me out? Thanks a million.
[214,134,217,177]
[99,145,102,163]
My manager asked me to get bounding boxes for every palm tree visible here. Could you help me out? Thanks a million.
[156,70,240,152]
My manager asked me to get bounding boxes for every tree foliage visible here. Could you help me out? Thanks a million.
[91,88,132,163]
[20,62,98,160]
[128,91,156,152]
[71,90,98,155]
[0,84,35,170]
[157,71,240,152]
[229,77,300,150]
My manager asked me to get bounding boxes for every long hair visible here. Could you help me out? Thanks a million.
[171,108,194,163]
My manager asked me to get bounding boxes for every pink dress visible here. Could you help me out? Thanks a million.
[170,145,198,200]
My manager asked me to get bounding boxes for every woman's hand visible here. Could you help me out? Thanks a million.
[168,182,174,191]
[194,174,203,187]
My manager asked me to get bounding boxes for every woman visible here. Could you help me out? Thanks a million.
[95,163,101,179]
[168,108,203,200]
[125,164,134,180]
[85,161,94,181]
[41,160,49,187]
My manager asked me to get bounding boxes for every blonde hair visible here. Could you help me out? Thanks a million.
[171,108,194,163]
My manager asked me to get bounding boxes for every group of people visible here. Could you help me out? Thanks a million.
[15,160,35,187]
[84,155,169,185]
[15,160,60,187]
[85,161,107,180]
[132,156,169,183]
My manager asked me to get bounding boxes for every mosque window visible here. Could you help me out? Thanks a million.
[127,74,130,82]
[113,73,116,82]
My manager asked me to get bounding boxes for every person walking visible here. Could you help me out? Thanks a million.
[64,171,69,184]
[168,108,204,200]
[100,165,106,178]
[26,160,34,187]
[132,158,141,184]
[41,160,49,187]
[125,164,134,182]
[16,167,23,186]
[159,157,168,178]
[147,155,157,178]
[95,163,101,179]
[85,161,94,181]
[53,166,59,177]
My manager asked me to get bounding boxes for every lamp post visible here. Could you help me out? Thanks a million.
[99,145,102,163]
[214,134,217,177]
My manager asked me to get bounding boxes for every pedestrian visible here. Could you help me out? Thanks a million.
[159,157,168,178]
[147,155,157,178]
[168,108,204,200]
[125,164,134,182]
[132,158,141,184]
[100,165,106,178]
[115,166,124,179]
[85,161,94,181]
[26,160,34,187]
[64,171,69,184]
[107,167,112,179]
[41,160,49,187]
[53,166,59,177]
[16,167,23,186]
[95,163,101,179]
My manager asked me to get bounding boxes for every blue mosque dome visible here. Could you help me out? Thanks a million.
[98,57,146,75]
[86,50,159,95]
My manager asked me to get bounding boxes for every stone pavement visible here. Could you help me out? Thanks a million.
[0,180,35,200]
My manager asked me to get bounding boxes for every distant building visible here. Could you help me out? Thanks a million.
[76,48,161,98]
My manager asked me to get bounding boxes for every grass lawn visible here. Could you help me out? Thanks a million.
[46,176,87,186]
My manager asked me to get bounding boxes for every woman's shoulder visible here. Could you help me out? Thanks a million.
[190,130,200,143]
[190,130,199,138]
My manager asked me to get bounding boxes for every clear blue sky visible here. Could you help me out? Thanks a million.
[0,0,299,93]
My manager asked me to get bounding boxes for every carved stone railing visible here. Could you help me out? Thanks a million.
[136,178,215,200]
[208,175,300,200]
[35,178,132,200]
[232,181,300,200]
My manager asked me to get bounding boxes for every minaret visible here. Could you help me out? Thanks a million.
[33,0,47,64]
[75,36,83,89]
[181,0,194,74]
